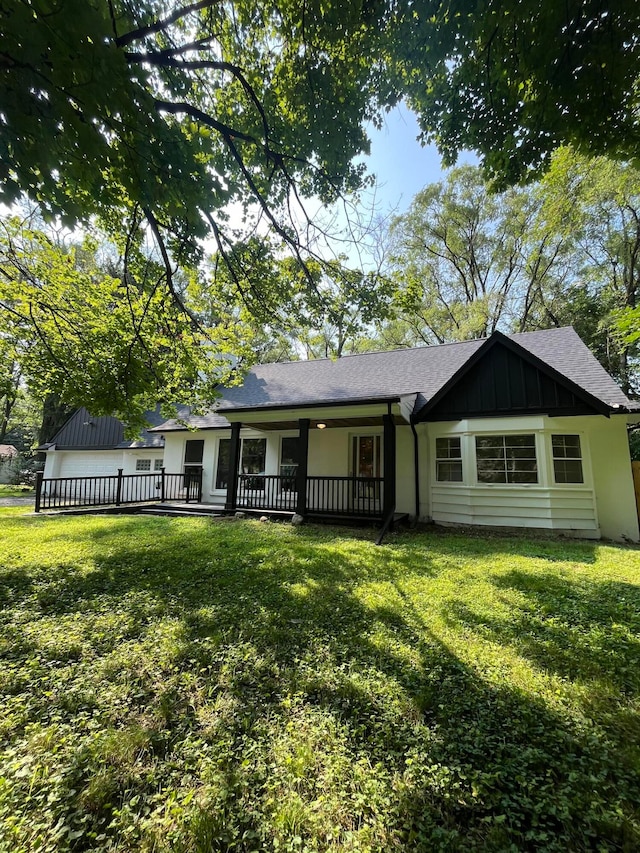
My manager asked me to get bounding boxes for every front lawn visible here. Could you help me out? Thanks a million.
[0,484,34,499]
[1,509,639,852]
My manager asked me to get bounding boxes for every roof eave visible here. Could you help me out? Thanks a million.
[218,394,402,415]
[148,396,403,432]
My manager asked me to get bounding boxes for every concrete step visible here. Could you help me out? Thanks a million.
[136,505,223,518]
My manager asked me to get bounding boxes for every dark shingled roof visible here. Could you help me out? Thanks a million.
[152,327,637,432]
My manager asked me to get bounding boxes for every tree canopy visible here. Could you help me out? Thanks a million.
[387,165,569,345]
[2,0,387,262]
[3,0,639,241]
[2,0,640,425]
[398,0,640,187]
[0,214,239,432]
[387,154,640,392]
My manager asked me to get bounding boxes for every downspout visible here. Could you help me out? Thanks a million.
[410,418,420,522]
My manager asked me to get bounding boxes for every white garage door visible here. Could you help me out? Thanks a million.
[58,451,124,478]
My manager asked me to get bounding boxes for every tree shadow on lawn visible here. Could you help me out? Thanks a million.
[1,520,639,850]
[447,570,640,695]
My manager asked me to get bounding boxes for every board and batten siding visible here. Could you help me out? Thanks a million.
[426,414,639,541]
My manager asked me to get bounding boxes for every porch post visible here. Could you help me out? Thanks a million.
[116,468,123,506]
[296,418,310,516]
[34,471,43,513]
[383,414,396,517]
[225,421,242,510]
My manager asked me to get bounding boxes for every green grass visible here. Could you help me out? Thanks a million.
[0,484,34,498]
[1,508,639,852]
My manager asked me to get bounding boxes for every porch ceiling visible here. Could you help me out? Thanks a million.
[248,414,406,431]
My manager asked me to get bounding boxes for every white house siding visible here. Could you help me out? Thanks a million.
[585,415,638,542]
[121,452,164,476]
[395,425,416,517]
[44,449,165,480]
[426,415,639,542]
[161,433,191,477]
[431,485,599,534]
[416,424,431,522]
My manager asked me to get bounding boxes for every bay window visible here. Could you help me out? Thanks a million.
[476,434,538,484]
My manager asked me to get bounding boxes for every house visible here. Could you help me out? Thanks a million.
[40,327,640,541]
[40,407,166,479]
[0,443,20,485]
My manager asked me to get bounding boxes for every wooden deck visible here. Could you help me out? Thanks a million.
[138,504,410,532]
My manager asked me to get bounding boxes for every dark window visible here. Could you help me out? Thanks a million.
[436,437,463,482]
[280,437,298,491]
[242,438,266,474]
[184,439,205,489]
[215,438,268,491]
[552,435,584,484]
[184,440,204,465]
[136,458,151,472]
[241,438,267,490]
[352,435,381,478]
[215,439,231,490]
[476,434,538,484]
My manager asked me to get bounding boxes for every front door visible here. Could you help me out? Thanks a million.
[184,439,204,500]
[352,435,381,511]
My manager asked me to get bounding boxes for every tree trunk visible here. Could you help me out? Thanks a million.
[38,395,73,450]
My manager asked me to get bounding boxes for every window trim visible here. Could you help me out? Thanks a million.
[551,433,584,485]
[435,436,463,483]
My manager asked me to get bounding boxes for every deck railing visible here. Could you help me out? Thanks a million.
[237,473,297,512]
[307,476,383,518]
[34,470,383,519]
[234,474,383,518]
[35,468,202,512]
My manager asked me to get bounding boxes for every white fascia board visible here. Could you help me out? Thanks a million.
[228,402,399,424]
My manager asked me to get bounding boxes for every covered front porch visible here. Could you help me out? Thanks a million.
[160,399,417,527]
[222,410,397,523]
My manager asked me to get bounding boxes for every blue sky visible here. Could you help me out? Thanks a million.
[362,103,477,215]
[305,103,476,267]
[226,103,476,265]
